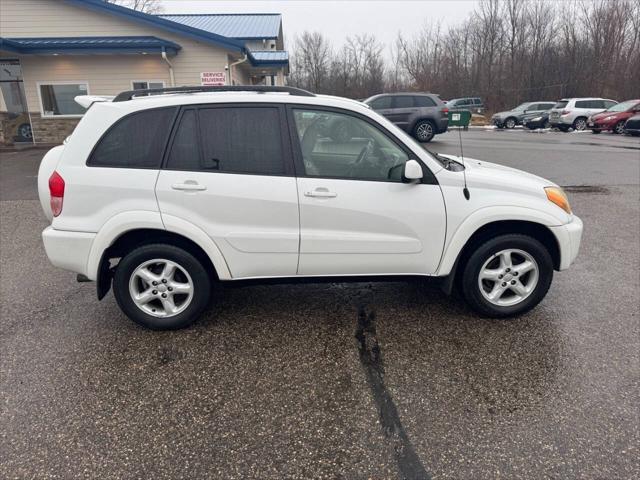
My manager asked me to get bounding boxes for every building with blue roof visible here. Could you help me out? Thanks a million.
[0,0,290,144]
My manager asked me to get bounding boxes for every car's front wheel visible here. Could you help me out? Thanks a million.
[461,234,553,318]
[413,120,435,142]
[504,117,517,129]
[113,244,212,330]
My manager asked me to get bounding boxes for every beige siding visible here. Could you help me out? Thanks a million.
[0,0,239,111]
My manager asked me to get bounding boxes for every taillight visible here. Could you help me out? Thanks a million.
[49,171,65,217]
[561,110,570,115]
[442,107,449,114]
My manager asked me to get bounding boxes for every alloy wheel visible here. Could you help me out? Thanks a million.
[574,118,587,131]
[477,249,539,307]
[128,258,194,317]
[614,121,625,134]
[416,122,433,141]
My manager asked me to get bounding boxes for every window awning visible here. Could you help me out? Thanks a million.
[248,50,289,67]
[0,36,181,55]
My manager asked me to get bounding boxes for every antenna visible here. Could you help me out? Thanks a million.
[457,114,470,200]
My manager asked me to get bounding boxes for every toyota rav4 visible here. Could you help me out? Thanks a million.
[38,86,583,330]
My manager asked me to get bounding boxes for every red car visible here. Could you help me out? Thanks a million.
[588,99,640,134]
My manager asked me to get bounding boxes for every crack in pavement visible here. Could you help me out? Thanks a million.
[355,306,431,480]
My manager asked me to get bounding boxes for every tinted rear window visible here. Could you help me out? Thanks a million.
[88,107,176,168]
[393,96,414,108]
[554,101,568,109]
[197,107,285,175]
[414,96,437,107]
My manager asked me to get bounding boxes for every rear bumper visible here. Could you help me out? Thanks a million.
[549,117,572,126]
[42,226,95,276]
[548,215,584,271]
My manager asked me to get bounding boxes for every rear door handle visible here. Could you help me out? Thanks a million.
[171,181,207,191]
[305,188,337,198]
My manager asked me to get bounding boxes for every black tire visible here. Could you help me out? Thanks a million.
[17,123,32,141]
[413,120,435,142]
[591,129,601,134]
[113,243,212,330]
[572,117,587,131]
[543,119,551,129]
[504,117,517,129]
[558,125,569,132]
[613,121,625,134]
[460,234,554,318]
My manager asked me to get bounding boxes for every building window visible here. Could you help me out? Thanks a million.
[38,82,88,117]
[132,80,165,94]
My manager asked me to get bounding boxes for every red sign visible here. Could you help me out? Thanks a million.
[200,72,226,86]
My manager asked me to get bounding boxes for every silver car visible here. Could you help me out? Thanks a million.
[549,98,617,131]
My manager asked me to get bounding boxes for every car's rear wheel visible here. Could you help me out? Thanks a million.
[113,244,211,330]
[413,120,435,142]
[558,125,569,132]
[504,117,517,129]
[573,117,587,131]
[17,123,32,141]
[461,234,553,318]
[613,121,625,134]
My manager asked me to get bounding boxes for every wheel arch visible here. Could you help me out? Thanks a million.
[96,228,222,300]
[439,219,561,295]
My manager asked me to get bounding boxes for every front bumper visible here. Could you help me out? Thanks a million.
[548,215,584,270]
[42,226,96,277]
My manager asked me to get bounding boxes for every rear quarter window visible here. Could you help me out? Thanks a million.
[414,96,436,107]
[554,101,568,109]
[88,107,176,168]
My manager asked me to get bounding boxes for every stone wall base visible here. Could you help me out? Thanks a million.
[30,113,80,144]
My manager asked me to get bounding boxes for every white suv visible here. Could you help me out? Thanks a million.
[549,97,617,131]
[38,86,583,330]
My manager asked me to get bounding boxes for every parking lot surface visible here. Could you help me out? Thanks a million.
[1,130,639,479]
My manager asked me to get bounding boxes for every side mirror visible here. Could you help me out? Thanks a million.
[404,159,423,181]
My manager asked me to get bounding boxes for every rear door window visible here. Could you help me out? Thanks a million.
[393,96,415,108]
[88,107,176,168]
[198,106,286,175]
[414,96,436,107]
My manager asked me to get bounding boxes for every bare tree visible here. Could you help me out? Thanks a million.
[289,1,640,111]
[106,0,162,13]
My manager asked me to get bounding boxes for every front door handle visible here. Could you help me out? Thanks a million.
[305,187,337,198]
[171,181,207,191]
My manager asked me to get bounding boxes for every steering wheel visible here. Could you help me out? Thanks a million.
[348,140,374,177]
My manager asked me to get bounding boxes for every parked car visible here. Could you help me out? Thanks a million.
[524,111,552,130]
[364,93,449,142]
[549,98,617,131]
[623,114,640,136]
[447,97,485,114]
[492,101,556,129]
[2,112,32,142]
[37,85,583,330]
[588,99,640,134]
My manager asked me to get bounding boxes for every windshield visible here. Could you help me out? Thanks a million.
[513,103,532,111]
[606,100,637,112]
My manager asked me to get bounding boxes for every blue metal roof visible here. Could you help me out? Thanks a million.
[248,50,289,67]
[160,14,282,40]
[0,36,181,55]
[64,0,245,52]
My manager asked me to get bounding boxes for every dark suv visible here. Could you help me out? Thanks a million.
[447,97,485,114]
[364,93,449,142]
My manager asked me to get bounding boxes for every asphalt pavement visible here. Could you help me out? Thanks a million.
[1,129,639,479]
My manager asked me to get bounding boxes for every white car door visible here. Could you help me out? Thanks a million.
[155,104,299,278]
[288,107,446,276]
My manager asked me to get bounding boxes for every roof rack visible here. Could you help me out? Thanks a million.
[113,85,315,102]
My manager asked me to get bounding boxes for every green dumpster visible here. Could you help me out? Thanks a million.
[448,109,472,128]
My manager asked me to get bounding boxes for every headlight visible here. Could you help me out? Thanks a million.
[545,187,572,214]
[532,116,542,121]
[604,116,614,121]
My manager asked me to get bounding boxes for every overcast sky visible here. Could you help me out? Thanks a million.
[161,1,479,54]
